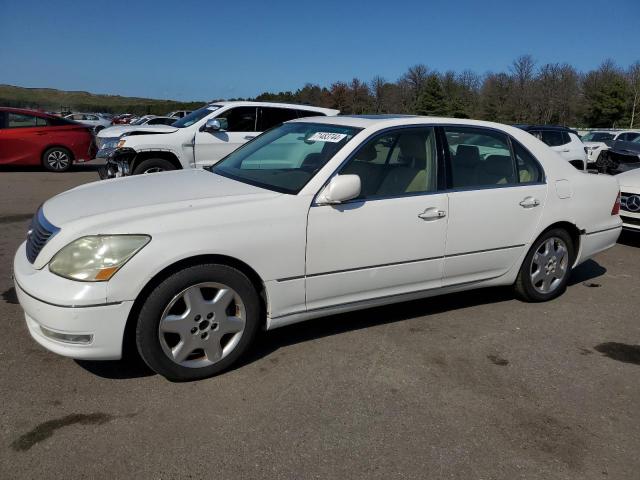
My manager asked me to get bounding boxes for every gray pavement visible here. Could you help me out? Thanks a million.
[0,166,639,479]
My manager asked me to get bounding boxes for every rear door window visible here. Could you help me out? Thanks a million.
[7,113,39,128]
[258,107,299,131]
[531,130,566,147]
[444,127,516,188]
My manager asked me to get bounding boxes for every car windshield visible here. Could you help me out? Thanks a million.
[172,105,220,128]
[131,117,150,125]
[211,122,361,194]
[582,132,613,142]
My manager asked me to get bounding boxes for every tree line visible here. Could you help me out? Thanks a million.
[252,56,640,129]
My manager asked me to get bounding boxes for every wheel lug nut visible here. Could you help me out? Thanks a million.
[194,315,201,321]
[190,327,197,334]
[212,323,218,330]
[201,333,208,339]
[207,313,213,319]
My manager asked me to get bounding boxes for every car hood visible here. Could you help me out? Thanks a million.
[616,168,640,188]
[42,169,277,226]
[98,124,177,138]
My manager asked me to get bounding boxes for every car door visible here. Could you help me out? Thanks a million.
[0,112,48,166]
[442,126,547,285]
[194,106,258,167]
[305,127,448,311]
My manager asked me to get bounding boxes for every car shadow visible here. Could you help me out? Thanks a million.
[618,231,640,248]
[567,259,607,286]
[74,259,607,381]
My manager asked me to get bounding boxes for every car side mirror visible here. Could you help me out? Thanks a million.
[202,118,223,132]
[316,175,361,205]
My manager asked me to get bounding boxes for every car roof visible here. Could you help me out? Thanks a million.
[514,124,579,135]
[210,101,339,115]
[0,107,54,117]
[291,114,528,132]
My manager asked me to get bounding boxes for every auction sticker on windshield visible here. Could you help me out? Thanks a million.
[308,132,347,143]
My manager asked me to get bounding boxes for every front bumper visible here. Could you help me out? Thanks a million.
[13,242,134,360]
[99,148,136,180]
[16,282,133,360]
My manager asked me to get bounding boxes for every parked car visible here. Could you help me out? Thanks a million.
[515,125,587,170]
[597,135,640,175]
[0,107,96,171]
[111,114,134,125]
[95,116,177,157]
[167,110,192,119]
[582,130,640,166]
[100,101,339,178]
[14,116,621,380]
[617,169,640,232]
[64,113,112,132]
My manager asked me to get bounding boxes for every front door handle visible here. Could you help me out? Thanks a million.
[418,208,446,220]
[519,196,540,208]
[244,135,256,140]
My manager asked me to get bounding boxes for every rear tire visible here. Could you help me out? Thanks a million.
[135,264,261,381]
[42,147,72,172]
[514,228,574,302]
[132,158,176,175]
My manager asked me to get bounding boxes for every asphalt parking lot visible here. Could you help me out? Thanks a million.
[1,166,639,480]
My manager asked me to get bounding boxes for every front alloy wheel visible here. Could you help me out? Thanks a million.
[136,264,260,381]
[158,282,246,368]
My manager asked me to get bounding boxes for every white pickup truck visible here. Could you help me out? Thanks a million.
[99,101,339,178]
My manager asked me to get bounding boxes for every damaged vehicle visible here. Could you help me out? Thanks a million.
[596,135,640,175]
[582,130,640,167]
[99,102,339,178]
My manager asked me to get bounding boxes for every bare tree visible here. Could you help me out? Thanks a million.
[627,62,640,128]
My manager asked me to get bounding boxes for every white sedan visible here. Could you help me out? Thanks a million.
[617,168,640,231]
[14,116,622,381]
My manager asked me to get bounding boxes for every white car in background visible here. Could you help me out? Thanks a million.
[64,113,112,133]
[95,116,177,157]
[14,116,621,381]
[617,168,640,231]
[100,101,339,177]
[516,125,588,170]
[582,131,640,166]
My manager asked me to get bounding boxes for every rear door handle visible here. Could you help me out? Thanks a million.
[244,135,256,140]
[519,196,540,208]
[418,208,446,220]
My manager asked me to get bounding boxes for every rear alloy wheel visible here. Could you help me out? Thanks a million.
[136,264,260,381]
[514,228,574,302]
[42,147,72,172]
[132,158,175,175]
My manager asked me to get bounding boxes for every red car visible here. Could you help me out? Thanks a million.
[0,107,96,172]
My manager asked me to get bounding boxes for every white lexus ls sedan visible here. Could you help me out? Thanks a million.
[14,116,622,381]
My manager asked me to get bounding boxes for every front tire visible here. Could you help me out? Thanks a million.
[42,147,72,172]
[132,158,175,175]
[135,264,261,381]
[514,228,574,302]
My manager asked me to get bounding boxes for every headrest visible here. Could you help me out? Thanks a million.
[398,135,426,161]
[455,145,480,167]
[354,143,378,162]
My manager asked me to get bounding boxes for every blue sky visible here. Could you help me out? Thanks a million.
[1,0,638,101]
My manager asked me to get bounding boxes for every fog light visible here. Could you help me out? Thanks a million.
[40,325,93,345]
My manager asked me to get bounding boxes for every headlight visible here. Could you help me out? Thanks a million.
[117,139,126,148]
[49,235,150,281]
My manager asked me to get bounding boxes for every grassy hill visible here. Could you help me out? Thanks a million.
[0,84,205,115]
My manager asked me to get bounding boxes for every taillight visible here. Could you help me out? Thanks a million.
[612,191,621,215]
